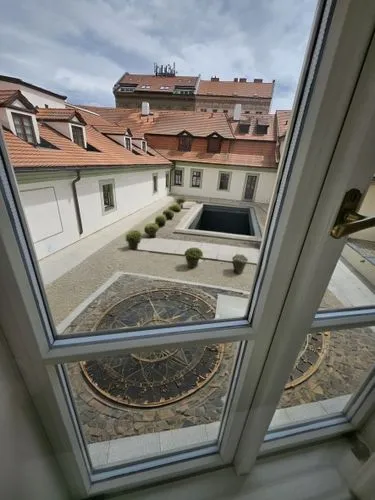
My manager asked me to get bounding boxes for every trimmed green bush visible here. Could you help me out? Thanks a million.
[163,209,174,220]
[176,197,185,206]
[185,247,203,269]
[155,215,166,227]
[169,203,181,212]
[232,254,248,274]
[144,223,159,238]
[126,230,141,250]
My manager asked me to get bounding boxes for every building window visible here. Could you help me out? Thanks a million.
[207,136,222,153]
[100,181,116,213]
[256,111,263,114]
[71,125,85,148]
[174,168,183,186]
[200,108,207,112]
[141,140,147,152]
[178,134,192,152]
[125,136,132,150]
[223,109,228,113]
[191,170,202,188]
[12,113,36,144]
[212,109,218,113]
[218,172,231,191]
[153,174,158,193]
[160,86,170,90]
[166,172,170,188]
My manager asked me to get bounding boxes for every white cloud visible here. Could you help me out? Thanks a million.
[0,0,317,109]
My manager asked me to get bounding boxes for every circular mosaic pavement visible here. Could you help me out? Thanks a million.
[81,288,225,407]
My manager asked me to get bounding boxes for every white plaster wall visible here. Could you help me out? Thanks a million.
[0,327,69,500]
[0,81,66,108]
[171,163,277,203]
[77,168,168,236]
[353,182,375,241]
[17,168,169,260]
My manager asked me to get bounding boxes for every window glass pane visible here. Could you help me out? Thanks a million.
[65,341,240,469]
[268,327,375,431]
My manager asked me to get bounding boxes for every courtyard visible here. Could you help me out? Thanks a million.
[38,197,375,463]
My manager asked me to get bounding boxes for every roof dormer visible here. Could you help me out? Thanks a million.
[0,89,40,144]
[36,108,87,148]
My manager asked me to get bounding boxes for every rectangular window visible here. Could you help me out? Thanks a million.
[243,174,258,201]
[174,168,183,186]
[218,172,230,191]
[141,140,147,152]
[12,113,36,144]
[191,169,202,188]
[125,136,132,150]
[71,125,85,148]
[207,136,222,153]
[153,173,158,193]
[100,181,116,213]
[178,135,192,152]
[166,172,169,188]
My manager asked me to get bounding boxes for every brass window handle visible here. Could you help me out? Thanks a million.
[331,188,375,239]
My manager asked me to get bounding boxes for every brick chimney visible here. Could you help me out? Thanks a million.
[254,78,263,83]
[239,77,247,82]
[211,76,220,82]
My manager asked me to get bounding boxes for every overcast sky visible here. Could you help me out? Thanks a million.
[0,0,317,111]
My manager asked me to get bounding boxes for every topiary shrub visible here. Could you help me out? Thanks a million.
[169,203,181,212]
[176,197,185,206]
[185,247,203,269]
[163,209,174,220]
[144,223,159,238]
[155,215,166,227]
[126,230,141,250]
[232,254,248,274]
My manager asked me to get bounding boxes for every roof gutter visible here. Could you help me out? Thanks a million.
[72,170,83,235]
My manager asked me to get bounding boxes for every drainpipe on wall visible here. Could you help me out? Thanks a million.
[72,170,83,235]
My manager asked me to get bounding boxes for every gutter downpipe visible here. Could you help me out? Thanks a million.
[72,170,83,235]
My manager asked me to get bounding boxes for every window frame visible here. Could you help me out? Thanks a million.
[242,173,259,201]
[190,169,203,188]
[1,1,375,497]
[71,124,85,148]
[152,173,158,193]
[99,179,116,214]
[125,135,132,150]
[207,134,222,153]
[173,168,184,186]
[178,133,193,152]
[217,171,231,191]
[11,112,37,144]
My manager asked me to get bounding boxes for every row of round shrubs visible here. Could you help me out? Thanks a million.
[126,198,185,249]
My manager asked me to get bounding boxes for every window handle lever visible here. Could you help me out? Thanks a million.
[331,188,375,238]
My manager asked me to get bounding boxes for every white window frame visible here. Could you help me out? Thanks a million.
[70,123,87,148]
[99,179,116,214]
[191,169,203,188]
[174,167,184,186]
[217,171,231,191]
[1,1,375,497]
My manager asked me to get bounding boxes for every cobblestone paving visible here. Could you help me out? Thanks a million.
[65,275,244,443]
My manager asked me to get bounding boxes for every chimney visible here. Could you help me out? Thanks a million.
[233,103,242,121]
[211,76,220,82]
[239,77,247,83]
[141,101,150,116]
[253,78,263,83]
[233,77,238,82]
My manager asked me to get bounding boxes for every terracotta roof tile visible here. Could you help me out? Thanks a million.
[231,113,276,141]
[198,80,274,98]
[3,122,169,169]
[36,108,86,123]
[0,89,35,110]
[157,150,276,168]
[0,89,19,106]
[116,74,198,93]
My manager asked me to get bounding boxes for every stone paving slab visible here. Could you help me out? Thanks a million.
[138,237,260,264]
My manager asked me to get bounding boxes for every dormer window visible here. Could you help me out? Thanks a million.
[207,134,222,153]
[71,125,85,147]
[12,112,37,144]
[178,132,192,152]
[125,136,132,150]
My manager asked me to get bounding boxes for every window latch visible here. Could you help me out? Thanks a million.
[331,188,375,238]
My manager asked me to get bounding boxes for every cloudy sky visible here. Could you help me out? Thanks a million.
[0,0,317,110]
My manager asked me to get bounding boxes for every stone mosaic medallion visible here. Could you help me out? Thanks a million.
[81,288,225,407]
[285,332,330,389]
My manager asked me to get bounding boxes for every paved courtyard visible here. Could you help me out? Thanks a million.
[38,198,375,446]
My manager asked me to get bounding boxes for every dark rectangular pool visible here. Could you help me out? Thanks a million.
[189,204,258,236]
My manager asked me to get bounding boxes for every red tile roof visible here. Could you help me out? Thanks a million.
[231,114,276,141]
[198,80,274,99]
[275,110,292,137]
[36,108,86,124]
[0,89,35,110]
[116,74,198,93]
[3,121,169,169]
[157,150,276,168]
[0,89,19,106]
